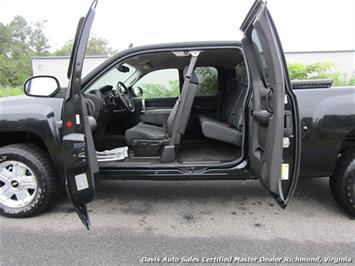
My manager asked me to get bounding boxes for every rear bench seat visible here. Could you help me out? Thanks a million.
[198,80,246,146]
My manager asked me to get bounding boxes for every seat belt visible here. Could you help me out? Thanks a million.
[215,69,224,120]
[231,88,243,118]
[169,51,200,145]
[231,86,246,146]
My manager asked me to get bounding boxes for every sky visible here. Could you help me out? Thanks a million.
[1,0,354,53]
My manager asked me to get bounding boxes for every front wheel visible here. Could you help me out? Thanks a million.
[0,144,57,218]
[329,149,355,217]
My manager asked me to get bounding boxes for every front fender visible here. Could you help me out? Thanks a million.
[0,96,64,177]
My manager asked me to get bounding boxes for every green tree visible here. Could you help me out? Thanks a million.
[86,36,114,55]
[0,16,52,87]
[54,36,114,56]
[7,16,32,59]
[53,40,73,56]
[288,62,355,86]
[0,54,31,87]
[30,20,50,55]
[141,80,179,98]
[195,67,218,96]
[235,61,247,85]
[0,16,32,87]
[8,16,31,43]
[0,23,11,55]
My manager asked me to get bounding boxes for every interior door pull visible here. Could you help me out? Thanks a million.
[141,98,146,113]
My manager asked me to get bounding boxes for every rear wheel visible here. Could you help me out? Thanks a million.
[329,149,355,217]
[0,144,57,218]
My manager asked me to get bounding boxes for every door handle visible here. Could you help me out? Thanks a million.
[253,110,272,126]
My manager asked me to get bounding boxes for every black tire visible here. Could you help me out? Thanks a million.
[329,149,355,217]
[0,143,57,218]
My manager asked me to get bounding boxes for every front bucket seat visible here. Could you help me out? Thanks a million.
[125,67,199,159]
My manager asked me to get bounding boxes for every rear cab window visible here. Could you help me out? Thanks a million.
[195,67,218,96]
[235,61,248,87]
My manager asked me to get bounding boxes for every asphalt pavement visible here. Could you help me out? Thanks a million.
[1,177,354,265]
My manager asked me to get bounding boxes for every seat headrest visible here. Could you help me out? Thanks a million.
[183,66,198,85]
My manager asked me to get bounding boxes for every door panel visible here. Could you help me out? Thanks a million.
[62,0,98,229]
[134,97,177,126]
[144,97,178,109]
[140,108,172,126]
[241,0,300,207]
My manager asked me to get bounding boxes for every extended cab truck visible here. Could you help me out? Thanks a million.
[0,0,354,228]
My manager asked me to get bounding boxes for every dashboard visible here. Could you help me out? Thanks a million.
[85,85,127,118]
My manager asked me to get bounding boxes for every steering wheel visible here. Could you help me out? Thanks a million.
[116,81,135,112]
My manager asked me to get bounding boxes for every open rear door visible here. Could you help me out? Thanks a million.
[240,0,301,207]
[62,0,98,229]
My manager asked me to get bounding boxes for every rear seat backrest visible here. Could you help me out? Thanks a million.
[232,85,248,131]
[221,79,239,122]
[198,78,247,146]
[222,79,244,127]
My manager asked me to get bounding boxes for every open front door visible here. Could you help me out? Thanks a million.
[241,0,301,207]
[62,0,98,229]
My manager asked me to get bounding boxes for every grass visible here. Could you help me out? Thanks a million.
[0,87,24,97]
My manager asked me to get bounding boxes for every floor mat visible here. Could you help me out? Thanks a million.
[178,139,241,162]
[95,134,127,152]
[96,147,128,162]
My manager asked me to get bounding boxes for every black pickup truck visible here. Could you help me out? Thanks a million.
[0,0,354,229]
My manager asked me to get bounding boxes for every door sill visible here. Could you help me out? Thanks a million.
[98,156,246,170]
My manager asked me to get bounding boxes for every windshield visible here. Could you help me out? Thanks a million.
[85,63,136,92]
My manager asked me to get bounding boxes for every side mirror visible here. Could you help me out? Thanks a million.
[117,65,130,73]
[133,86,143,97]
[24,75,60,97]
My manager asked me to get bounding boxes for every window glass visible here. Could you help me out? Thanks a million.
[86,63,136,93]
[251,29,269,87]
[135,69,179,98]
[195,67,218,96]
[235,61,247,86]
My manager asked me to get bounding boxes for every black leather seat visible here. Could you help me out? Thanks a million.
[199,80,246,146]
[125,67,199,157]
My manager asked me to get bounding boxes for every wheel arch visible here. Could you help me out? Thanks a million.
[338,129,355,155]
[0,131,48,151]
[332,129,355,175]
[0,131,64,181]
